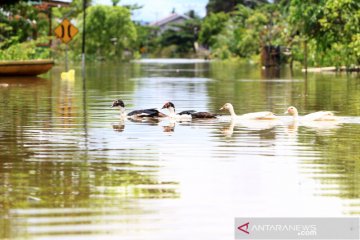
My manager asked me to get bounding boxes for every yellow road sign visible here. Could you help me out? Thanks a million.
[54,18,79,44]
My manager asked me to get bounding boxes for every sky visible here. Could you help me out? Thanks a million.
[93,0,208,23]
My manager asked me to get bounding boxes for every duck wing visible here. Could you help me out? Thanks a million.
[240,111,277,120]
[191,112,217,119]
[304,111,336,121]
[128,108,167,118]
[178,110,196,115]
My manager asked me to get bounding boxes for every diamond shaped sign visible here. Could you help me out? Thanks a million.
[54,18,79,44]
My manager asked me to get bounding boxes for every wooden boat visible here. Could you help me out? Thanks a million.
[0,59,54,76]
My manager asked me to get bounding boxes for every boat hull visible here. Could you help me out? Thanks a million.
[0,59,54,76]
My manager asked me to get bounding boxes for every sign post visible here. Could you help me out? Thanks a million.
[81,0,87,76]
[54,18,79,70]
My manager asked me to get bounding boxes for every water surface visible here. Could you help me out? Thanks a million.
[0,60,360,239]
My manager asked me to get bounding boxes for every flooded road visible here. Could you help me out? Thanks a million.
[0,60,359,239]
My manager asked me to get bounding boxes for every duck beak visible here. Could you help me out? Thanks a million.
[284,110,288,114]
[219,107,224,111]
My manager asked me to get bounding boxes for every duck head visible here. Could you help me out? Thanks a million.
[285,106,298,116]
[220,103,233,111]
[162,101,176,115]
[111,99,125,108]
[220,103,237,117]
[162,102,175,110]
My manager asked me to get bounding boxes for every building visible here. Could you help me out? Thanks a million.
[150,13,190,35]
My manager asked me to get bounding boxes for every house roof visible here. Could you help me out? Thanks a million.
[43,0,72,6]
[150,13,190,27]
[33,0,71,7]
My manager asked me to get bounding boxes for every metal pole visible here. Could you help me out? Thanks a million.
[304,38,308,74]
[48,7,52,48]
[82,0,86,72]
[65,44,68,71]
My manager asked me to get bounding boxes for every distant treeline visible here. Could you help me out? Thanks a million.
[0,0,359,68]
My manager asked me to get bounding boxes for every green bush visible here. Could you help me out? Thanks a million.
[0,38,51,60]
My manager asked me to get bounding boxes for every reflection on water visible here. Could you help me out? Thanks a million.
[0,61,359,239]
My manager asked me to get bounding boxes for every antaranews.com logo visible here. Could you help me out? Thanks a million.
[235,217,359,240]
[238,222,250,234]
[237,221,316,236]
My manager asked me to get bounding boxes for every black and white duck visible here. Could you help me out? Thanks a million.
[161,101,217,120]
[111,99,167,119]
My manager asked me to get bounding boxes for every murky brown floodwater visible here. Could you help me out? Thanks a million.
[0,59,359,239]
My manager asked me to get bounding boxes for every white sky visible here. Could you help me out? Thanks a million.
[93,0,208,23]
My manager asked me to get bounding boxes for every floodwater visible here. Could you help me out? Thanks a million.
[0,59,359,239]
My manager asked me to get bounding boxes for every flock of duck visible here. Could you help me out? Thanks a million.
[111,99,337,123]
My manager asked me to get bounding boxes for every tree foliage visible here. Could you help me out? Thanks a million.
[0,37,50,60]
[52,0,88,20]
[134,24,158,56]
[198,12,229,48]
[288,0,360,67]
[154,13,201,57]
[0,2,38,46]
[202,4,286,60]
[206,0,268,14]
[0,1,50,59]
[1,0,359,66]
[75,5,137,59]
[200,0,359,67]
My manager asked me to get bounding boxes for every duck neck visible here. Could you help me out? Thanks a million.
[291,112,299,121]
[167,107,176,117]
[119,107,127,119]
[228,106,237,118]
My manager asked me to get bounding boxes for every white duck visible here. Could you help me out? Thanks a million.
[162,101,217,120]
[111,99,167,119]
[219,103,277,120]
[285,106,337,121]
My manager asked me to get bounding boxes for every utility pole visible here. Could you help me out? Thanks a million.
[304,38,308,74]
[82,0,86,72]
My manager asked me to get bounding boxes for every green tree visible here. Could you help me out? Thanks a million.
[0,1,39,46]
[318,0,360,67]
[53,0,90,20]
[288,0,360,67]
[206,0,268,14]
[0,1,51,60]
[75,5,137,60]
[198,12,230,48]
[134,24,158,56]
[204,4,286,60]
[236,6,268,57]
[158,16,201,56]
[112,0,120,7]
